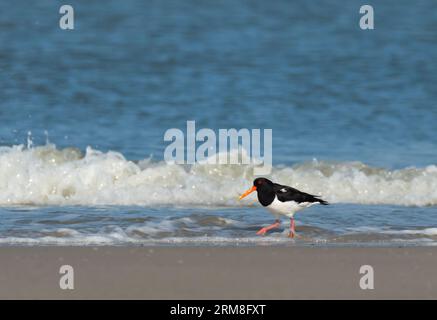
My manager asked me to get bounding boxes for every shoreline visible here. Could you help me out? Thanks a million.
[0,246,436,299]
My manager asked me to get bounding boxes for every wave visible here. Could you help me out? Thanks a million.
[0,144,436,207]
[3,225,437,246]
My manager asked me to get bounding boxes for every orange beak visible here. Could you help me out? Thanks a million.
[239,186,257,200]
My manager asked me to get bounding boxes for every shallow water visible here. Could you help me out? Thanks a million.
[0,204,436,246]
[0,0,436,245]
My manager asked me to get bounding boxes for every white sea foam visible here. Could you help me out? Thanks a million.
[346,226,437,236]
[0,229,290,246]
[1,144,437,207]
[381,228,437,236]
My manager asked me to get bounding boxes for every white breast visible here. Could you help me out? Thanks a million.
[266,196,317,218]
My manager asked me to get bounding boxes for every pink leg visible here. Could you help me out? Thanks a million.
[256,220,281,236]
[289,218,296,238]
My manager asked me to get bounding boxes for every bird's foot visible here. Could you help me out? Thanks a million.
[256,221,281,236]
[288,231,301,239]
[288,217,300,239]
[256,227,268,236]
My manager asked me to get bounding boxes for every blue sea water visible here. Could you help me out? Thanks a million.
[0,0,436,245]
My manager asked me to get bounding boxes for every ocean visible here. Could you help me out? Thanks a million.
[0,0,436,246]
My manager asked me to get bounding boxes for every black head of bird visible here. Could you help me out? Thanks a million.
[239,177,274,200]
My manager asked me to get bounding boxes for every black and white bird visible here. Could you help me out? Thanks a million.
[239,177,328,238]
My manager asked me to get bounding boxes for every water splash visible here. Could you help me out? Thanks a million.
[0,143,436,206]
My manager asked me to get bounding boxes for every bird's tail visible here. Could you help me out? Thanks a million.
[316,197,329,205]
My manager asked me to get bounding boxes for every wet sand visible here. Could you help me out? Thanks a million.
[0,246,436,299]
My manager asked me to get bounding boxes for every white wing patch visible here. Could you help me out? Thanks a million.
[279,188,288,193]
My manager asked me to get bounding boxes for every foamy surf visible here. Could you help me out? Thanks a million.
[1,144,437,207]
[1,218,436,246]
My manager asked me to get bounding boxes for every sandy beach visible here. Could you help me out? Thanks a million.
[0,246,436,299]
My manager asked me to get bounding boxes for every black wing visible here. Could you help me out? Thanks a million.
[273,183,328,205]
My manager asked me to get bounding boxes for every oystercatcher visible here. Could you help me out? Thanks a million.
[239,178,328,238]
